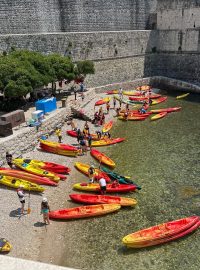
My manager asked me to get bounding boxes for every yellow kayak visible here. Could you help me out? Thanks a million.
[176,93,190,99]
[102,121,113,133]
[13,159,60,182]
[74,162,111,182]
[0,174,44,192]
[0,239,12,253]
[91,138,125,147]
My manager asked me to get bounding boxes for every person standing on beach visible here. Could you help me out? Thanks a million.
[55,127,62,143]
[74,88,77,100]
[113,97,116,109]
[6,151,13,169]
[81,92,85,102]
[99,177,107,195]
[17,185,25,215]
[87,133,92,150]
[41,197,50,225]
[106,102,110,114]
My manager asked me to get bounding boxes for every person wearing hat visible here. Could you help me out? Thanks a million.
[17,185,25,215]
[41,197,50,225]
[88,165,95,184]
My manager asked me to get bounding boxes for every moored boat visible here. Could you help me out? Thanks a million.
[176,93,190,99]
[150,107,181,113]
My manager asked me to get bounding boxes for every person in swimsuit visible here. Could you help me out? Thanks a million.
[41,197,50,225]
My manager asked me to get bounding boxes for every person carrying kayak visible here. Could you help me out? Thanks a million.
[99,177,107,195]
[88,165,95,184]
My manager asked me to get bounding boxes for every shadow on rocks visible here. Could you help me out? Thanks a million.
[34,221,46,227]
[9,208,22,218]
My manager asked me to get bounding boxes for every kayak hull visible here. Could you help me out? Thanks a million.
[151,112,167,121]
[0,174,44,192]
[70,194,137,206]
[90,149,115,168]
[122,216,199,246]
[0,239,12,253]
[40,140,79,157]
[151,96,167,105]
[102,120,113,133]
[67,130,99,141]
[73,183,137,193]
[91,138,125,147]
[49,204,121,219]
[95,97,110,106]
[74,162,111,182]
[151,107,181,114]
[176,93,190,99]
[0,168,57,186]
[13,159,61,182]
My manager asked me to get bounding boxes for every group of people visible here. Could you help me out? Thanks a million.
[93,107,105,126]
[16,185,50,224]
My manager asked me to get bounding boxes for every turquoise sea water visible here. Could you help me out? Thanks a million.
[61,92,200,270]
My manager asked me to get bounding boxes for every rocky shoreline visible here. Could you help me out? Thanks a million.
[1,90,117,268]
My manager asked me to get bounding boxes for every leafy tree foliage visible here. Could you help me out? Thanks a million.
[0,49,95,99]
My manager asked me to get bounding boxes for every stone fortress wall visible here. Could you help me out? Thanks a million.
[0,0,157,34]
[0,0,200,85]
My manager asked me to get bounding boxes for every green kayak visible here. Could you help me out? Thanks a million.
[101,167,141,190]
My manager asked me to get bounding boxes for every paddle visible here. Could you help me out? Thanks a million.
[27,184,31,214]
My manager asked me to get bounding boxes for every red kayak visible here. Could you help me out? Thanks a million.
[40,140,79,157]
[0,168,57,186]
[129,94,161,101]
[66,130,99,140]
[150,107,181,114]
[73,183,137,193]
[70,194,137,206]
[49,204,121,220]
[151,96,167,105]
[123,216,200,248]
[131,220,200,248]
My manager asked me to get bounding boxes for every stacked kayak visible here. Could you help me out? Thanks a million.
[102,120,113,133]
[0,239,12,253]
[67,130,99,140]
[95,97,110,106]
[176,93,190,99]
[91,138,125,147]
[70,194,137,207]
[49,204,121,220]
[151,96,167,105]
[13,159,61,182]
[101,166,141,190]
[40,140,79,157]
[0,168,57,186]
[0,174,44,192]
[122,216,200,248]
[73,183,137,193]
[74,162,111,182]
[106,90,119,95]
[151,107,181,113]
[151,112,167,121]
[90,149,116,168]
[13,158,70,174]
[114,95,143,105]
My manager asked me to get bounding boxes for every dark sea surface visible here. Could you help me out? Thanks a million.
[61,91,200,270]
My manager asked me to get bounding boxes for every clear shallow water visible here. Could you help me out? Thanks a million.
[61,92,200,270]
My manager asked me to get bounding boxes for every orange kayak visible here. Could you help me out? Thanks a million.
[40,140,79,157]
[70,194,137,206]
[91,138,125,147]
[90,149,115,168]
[129,94,161,101]
[102,121,113,133]
[118,115,147,121]
[122,216,199,247]
[49,204,121,219]
[150,107,181,113]
[151,112,167,121]
[95,97,110,106]
[151,96,167,105]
